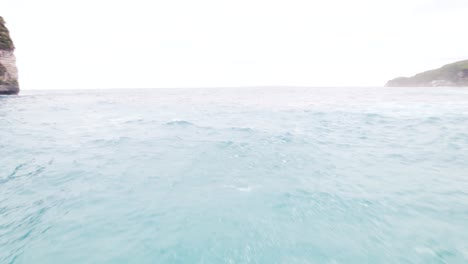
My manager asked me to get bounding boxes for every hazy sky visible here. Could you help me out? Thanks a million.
[2,0,468,89]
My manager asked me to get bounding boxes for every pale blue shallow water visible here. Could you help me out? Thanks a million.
[1,87,468,263]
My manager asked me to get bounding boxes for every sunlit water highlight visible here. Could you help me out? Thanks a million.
[1,87,468,263]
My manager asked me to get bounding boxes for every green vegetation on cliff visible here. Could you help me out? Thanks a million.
[0,16,14,51]
[386,60,468,87]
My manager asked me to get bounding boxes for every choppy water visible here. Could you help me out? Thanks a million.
[1,87,468,263]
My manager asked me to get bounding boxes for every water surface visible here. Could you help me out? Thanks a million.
[1,87,468,263]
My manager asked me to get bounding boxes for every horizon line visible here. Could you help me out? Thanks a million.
[20,85,388,91]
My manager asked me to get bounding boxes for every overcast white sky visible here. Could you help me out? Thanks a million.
[2,0,468,89]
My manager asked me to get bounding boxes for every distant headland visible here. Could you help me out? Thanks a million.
[386,60,468,87]
[0,16,19,95]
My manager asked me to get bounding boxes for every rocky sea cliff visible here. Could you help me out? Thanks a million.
[0,16,19,95]
[386,60,468,87]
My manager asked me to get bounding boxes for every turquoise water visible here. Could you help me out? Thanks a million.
[1,87,468,263]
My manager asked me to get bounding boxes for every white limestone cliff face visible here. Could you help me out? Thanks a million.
[0,51,19,95]
[0,17,19,95]
[0,50,18,80]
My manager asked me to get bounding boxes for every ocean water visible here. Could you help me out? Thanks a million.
[1,87,468,263]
